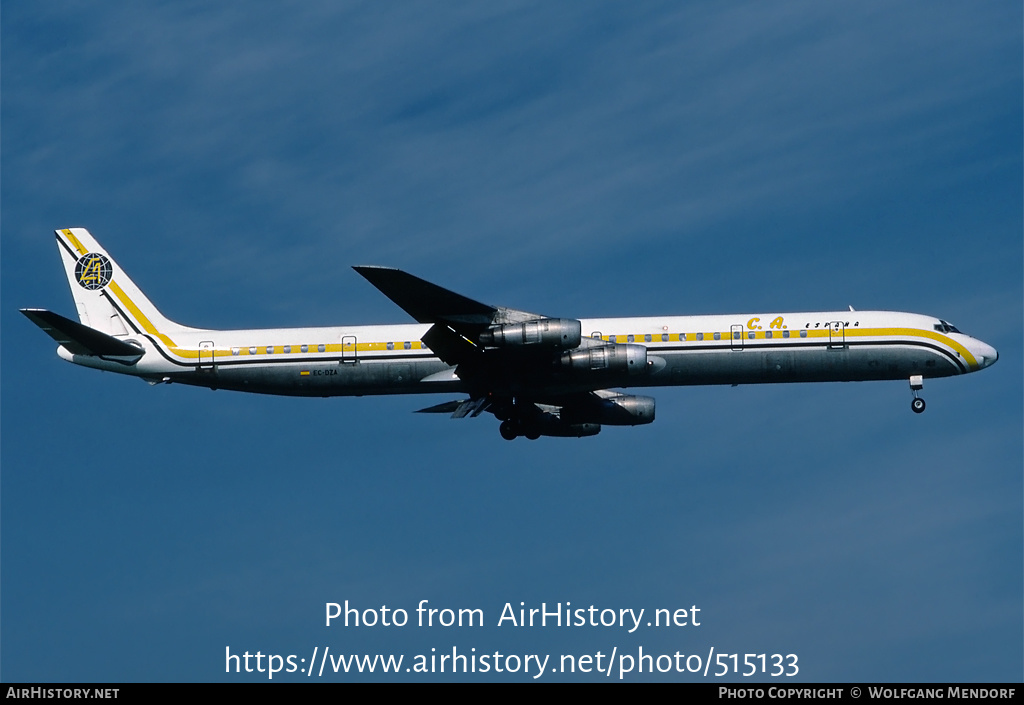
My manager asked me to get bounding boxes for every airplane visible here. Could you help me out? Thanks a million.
[23,228,998,440]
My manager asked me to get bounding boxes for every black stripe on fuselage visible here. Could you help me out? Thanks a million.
[630,338,967,374]
[74,263,968,378]
[137,336,965,378]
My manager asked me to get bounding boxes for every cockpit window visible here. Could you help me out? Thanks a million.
[934,320,961,334]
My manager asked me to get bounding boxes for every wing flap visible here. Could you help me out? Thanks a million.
[421,323,480,367]
[415,396,491,418]
[414,400,464,414]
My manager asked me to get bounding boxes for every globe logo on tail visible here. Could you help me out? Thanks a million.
[75,253,112,290]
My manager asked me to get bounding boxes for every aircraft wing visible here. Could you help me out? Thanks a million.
[353,266,544,367]
[355,267,655,438]
[352,266,502,326]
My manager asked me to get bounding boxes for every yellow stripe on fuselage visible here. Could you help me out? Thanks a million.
[95,291,978,372]
[791,326,976,369]
[598,325,977,371]
[106,281,178,349]
[849,327,978,369]
[193,326,973,370]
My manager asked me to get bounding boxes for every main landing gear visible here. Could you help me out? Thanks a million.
[495,398,541,441]
[909,375,926,414]
[499,419,540,441]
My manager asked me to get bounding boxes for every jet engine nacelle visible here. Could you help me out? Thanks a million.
[479,318,582,350]
[559,343,647,377]
[499,409,600,439]
[561,394,655,426]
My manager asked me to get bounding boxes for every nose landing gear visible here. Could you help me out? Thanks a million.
[910,375,926,413]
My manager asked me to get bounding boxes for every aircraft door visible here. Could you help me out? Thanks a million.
[198,340,215,371]
[731,324,744,351]
[342,335,357,364]
[828,321,845,349]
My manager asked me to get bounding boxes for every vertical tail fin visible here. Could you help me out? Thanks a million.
[54,228,192,343]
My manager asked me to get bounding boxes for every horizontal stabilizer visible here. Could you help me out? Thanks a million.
[21,308,144,359]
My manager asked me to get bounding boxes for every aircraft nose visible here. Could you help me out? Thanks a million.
[972,340,998,369]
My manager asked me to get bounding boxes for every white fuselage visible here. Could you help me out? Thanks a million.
[60,309,998,397]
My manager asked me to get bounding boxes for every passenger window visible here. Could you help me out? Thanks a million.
[783,330,790,338]
[284,345,291,354]
[696,333,704,341]
[249,346,257,355]
[301,344,308,353]
[713,332,721,341]
[318,344,326,353]
[661,333,668,342]
[387,342,394,350]
[800,330,807,338]
[748,331,755,339]
[404,341,411,350]
[231,347,240,356]
[644,334,652,343]
[679,333,686,341]
[627,334,634,343]
[765,331,772,339]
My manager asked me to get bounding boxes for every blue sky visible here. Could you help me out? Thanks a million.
[2,2,1020,682]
